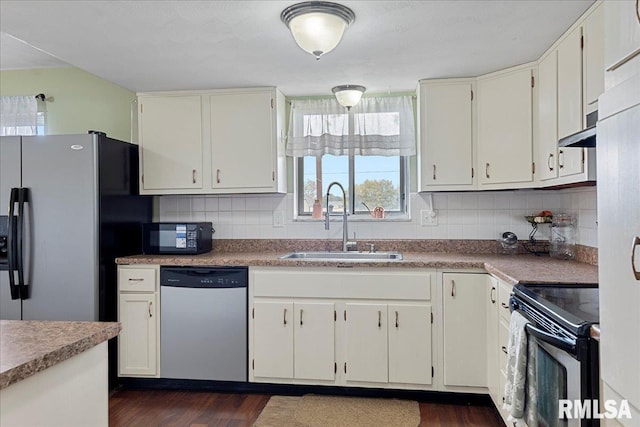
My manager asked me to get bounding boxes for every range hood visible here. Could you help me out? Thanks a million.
[558,111,597,148]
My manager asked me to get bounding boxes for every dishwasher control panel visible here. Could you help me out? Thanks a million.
[160,266,248,288]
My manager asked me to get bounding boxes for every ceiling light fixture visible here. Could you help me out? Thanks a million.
[332,85,366,110]
[281,1,355,60]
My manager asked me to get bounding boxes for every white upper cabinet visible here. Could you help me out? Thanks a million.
[537,51,559,182]
[558,25,583,140]
[418,80,475,191]
[583,2,604,115]
[137,88,286,195]
[477,66,534,188]
[210,89,286,193]
[138,95,204,192]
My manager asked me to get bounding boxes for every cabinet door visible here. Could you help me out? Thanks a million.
[293,302,335,381]
[538,51,559,181]
[583,3,604,114]
[252,301,294,379]
[598,101,640,413]
[419,82,474,189]
[558,147,584,177]
[210,91,275,191]
[558,26,583,139]
[118,293,157,376]
[388,304,432,385]
[477,68,533,185]
[345,303,388,383]
[139,95,203,191]
[442,273,487,387]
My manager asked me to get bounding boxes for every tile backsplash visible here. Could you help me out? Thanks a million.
[158,186,598,248]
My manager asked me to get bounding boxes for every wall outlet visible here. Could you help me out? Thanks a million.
[273,210,285,227]
[420,209,438,226]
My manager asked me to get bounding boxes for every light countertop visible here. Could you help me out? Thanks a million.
[117,251,598,286]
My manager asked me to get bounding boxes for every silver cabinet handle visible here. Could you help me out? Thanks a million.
[300,309,304,326]
[548,153,554,171]
[283,308,287,325]
[558,149,565,169]
[485,163,490,179]
[148,301,153,318]
[216,169,221,184]
[395,310,399,328]
[490,286,496,304]
[451,279,456,297]
[378,310,382,328]
[632,236,640,280]
[192,169,196,184]
[432,164,437,180]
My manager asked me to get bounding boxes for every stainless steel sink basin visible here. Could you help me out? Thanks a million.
[279,251,403,261]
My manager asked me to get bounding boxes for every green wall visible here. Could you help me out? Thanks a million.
[0,67,135,142]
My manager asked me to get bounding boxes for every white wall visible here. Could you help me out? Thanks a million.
[158,186,597,248]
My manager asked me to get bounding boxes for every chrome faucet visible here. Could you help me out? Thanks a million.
[325,182,357,251]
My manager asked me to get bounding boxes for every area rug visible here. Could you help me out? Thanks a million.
[253,394,420,427]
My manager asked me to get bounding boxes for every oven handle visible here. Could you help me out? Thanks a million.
[524,323,576,354]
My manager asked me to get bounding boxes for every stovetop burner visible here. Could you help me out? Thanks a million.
[512,283,599,337]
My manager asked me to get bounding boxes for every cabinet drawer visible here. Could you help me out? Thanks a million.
[119,267,157,292]
[499,319,510,375]
[498,281,513,321]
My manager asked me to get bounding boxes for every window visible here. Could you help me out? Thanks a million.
[288,96,415,217]
[0,95,44,136]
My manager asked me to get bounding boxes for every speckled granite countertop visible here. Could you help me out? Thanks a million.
[0,321,121,390]
[117,251,598,286]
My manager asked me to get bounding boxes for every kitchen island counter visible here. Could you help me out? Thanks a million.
[117,251,598,286]
[0,320,120,427]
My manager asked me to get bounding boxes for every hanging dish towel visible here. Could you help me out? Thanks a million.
[503,310,537,427]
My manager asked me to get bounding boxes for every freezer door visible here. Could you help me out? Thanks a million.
[20,134,99,321]
[0,136,22,320]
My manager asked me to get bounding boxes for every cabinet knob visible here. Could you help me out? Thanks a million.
[378,310,382,328]
[283,308,287,325]
[148,301,153,318]
[501,302,509,309]
[485,163,490,179]
[451,279,456,297]
[490,286,496,304]
[395,310,399,328]
[300,309,304,326]
[192,169,197,184]
[216,169,221,184]
[559,150,565,169]
[501,346,508,354]
[548,153,554,171]
[432,164,437,181]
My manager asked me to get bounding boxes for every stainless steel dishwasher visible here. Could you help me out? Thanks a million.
[160,266,247,381]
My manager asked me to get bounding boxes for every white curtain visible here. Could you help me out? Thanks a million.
[286,96,416,157]
[0,96,38,136]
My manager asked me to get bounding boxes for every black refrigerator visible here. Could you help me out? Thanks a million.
[0,132,152,387]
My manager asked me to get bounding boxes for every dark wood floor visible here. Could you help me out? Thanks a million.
[109,390,504,427]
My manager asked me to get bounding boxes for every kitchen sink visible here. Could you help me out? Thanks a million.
[279,251,403,261]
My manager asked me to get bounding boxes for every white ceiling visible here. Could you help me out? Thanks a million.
[0,1,594,96]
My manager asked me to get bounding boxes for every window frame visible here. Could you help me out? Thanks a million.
[296,155,408,217]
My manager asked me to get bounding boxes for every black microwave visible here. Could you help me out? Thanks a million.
[142,222,213,255]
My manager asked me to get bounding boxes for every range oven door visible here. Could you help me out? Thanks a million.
[514,308,596,427]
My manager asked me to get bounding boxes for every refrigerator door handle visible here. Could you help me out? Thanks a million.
[7,188,20,300]
[16,188,29,300]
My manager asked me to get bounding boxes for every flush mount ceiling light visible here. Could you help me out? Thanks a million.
[332,84,366,110]
[281,1,356,60]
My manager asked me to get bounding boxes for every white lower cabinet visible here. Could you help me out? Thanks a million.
[442,272,488,387]
[294,302,335,381]
[345,303,388,384]
[117,265,160,378]
[388,304,432,385]
[249,267,434,389]
[252,301,294,379]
